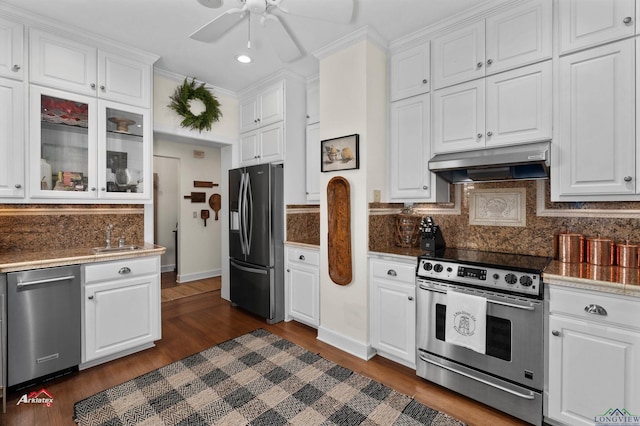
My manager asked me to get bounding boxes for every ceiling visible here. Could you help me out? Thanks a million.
[1,0,497,93]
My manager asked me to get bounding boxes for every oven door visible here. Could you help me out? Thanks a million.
[416,279,543,390]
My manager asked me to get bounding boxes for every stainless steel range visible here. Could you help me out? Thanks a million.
[415,249,550,426]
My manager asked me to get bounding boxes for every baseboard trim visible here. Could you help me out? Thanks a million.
[161,264,176,273]
[177,268,221,283]
[317,326,376,361]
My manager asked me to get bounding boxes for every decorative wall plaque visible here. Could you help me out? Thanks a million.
[469,188,526,227]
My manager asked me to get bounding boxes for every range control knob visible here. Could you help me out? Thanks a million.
[434,264,444,273]
[505,273,518,285]
[492,273,500,280]
[422,262,433,271]
[520,275,533,287]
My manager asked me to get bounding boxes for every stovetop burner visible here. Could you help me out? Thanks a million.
[421,248,551,273]
[417,249,551,299]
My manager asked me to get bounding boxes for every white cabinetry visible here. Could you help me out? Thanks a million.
[369,256,416,368]
[0,78,24,198]
[547,285,640,426]
[285,245,319,328]
[552,40,635,200]
[389,93,448,202]
[306,122,320,202]
[433,61,551,154]
[0,17,23,80]
[82,256,161,365]
[29,29,152,107]
[559,0,636,54]
[390,43,430,101]
[306,76,319,125]
[239,121,284,166]
[239,81,284,133]
[432,0,551,89]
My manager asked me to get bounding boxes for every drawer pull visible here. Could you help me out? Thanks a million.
[551,330,560,337]
[299,255,305,261]
[584,304,607,316]
[408,296,414,301]
[118,267,132,275]
[387,269,397,277]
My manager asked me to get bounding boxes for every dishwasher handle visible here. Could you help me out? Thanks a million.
[17,275,76,288]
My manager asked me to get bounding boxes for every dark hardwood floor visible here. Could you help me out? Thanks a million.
[0,290,527,425]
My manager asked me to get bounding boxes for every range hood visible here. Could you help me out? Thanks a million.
[428,141,550,184]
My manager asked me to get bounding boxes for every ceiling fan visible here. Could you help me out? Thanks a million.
[190,0,354,63]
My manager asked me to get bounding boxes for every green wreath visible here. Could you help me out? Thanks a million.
[168,77,222,132]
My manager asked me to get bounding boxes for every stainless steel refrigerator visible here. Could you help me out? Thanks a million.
[229,163,284,324]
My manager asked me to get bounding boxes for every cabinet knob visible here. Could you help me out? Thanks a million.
[387,269,397,277]
[477,62,483,68]
[477,133,483,139]
[623,16,632,24]
[624,176,632,182]
[486,131,493,137]
[90,83,96,90]
[306,115,310,119]
[12,64,20,71]
[299,255,305,261]
[422,185,428,190]
[88,295,94,300]
[486,59,493,65]
[584,304,608,316]
[118,267,132,275]
[408,296,414,301]
[257,118,261,122]
[100,187,106,191]
[14,184,21,189]
[100,85,106,91]
[422,79,428,84]
[551,330,560,337]
[286,268,290,272]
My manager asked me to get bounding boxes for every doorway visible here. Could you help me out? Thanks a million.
[153,156,180,274]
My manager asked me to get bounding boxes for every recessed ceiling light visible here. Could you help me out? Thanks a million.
[236,54,252,64]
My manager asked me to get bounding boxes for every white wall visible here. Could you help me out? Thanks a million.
[318,37,387,359]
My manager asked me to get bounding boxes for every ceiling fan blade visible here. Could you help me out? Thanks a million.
[261,15,303,63]
[197,0,224,9]
[189,8,246,42]
[271,0,354,24]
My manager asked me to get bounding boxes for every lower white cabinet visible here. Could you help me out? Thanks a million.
[369,256,416,368]
[82,255,161,364]
[546,285,640,425]
[285,245,319,327]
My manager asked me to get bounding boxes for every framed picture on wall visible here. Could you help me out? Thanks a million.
[321,134,359,172]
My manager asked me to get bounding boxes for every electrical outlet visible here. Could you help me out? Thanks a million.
[193,211,197,218]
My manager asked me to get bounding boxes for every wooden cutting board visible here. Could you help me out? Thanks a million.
[209,194,221,220]
[184,192,206,202]
[327,176,352,285]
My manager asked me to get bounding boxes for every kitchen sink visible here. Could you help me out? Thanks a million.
[92,245,143,253]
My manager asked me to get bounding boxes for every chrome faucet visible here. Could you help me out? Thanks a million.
[106,224,114,248]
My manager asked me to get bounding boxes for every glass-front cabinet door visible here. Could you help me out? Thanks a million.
[98,100,150,200]
[30,86,97,199]
[30,85,151,201]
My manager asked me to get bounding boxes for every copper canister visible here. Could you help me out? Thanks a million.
[586,238,615,265]
[554,233,584,263]
[616,242,639,268]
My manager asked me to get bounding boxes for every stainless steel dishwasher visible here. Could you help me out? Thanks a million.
[7,265,81,388]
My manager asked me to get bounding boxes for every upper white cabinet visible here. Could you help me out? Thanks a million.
[0,78,24,198]
[306,76,319,125]
[30,29,151,107]
[306,122,320,202]
[239,121,284,166]
[547,285,640,426]
[559,0,636,55]
[0,17,23,80]
[389,93,448,202]
[29,85,152,201]
[239,81,284,133]
[432,0,551,89]
[552,39,635,200]
[433,60,552,154]
[390,43,430,101]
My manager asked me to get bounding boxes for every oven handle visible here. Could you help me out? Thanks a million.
[419,355,536,400]
[418,283,536,311]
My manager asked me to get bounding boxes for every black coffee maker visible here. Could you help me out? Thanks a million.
[420,216,446,256]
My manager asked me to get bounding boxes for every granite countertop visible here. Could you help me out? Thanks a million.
[0,243,166,273]
[284,240,320,249]
[544,260,640,298]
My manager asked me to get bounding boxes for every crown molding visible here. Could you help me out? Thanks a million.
[313,25,388,60]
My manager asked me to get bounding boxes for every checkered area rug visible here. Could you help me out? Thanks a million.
[73,329,464,425]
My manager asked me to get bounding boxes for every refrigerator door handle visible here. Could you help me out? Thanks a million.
[230,259,268,275]
[238,172,246,255]
[246,174,253,256]
[242,172,250,255]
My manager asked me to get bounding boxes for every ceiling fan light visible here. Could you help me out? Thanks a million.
[235,54,252,64]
